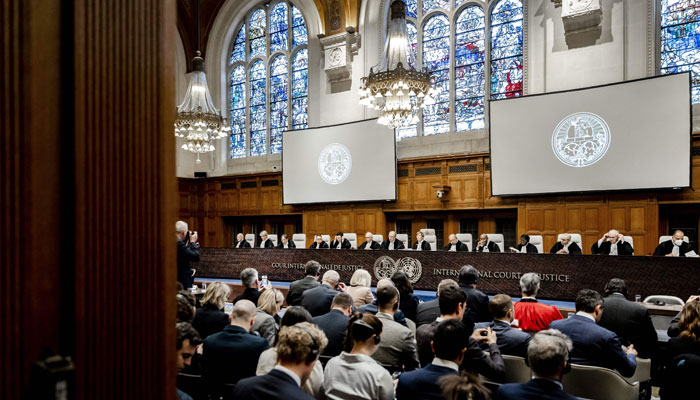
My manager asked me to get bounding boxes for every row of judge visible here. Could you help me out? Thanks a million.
[234,231,298,249]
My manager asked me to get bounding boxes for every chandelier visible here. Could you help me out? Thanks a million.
[174,52,230,164]
[358,0,436,128]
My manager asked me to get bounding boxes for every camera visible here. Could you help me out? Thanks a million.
[480,330,488,337]
[436,190,444,198]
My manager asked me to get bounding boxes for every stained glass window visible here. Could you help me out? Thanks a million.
[406,0,418,18]
[396,21,419,140]
[660,0,700,103]
[228,2,308,158]
[422,14,450,135]
[455,6,485,131]
[490,0,523,99]
[422,0,450,14]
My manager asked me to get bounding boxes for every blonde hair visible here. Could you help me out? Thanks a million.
[277,322,328,365]
[257,288,283,315]
[201,281,231,310]
[350,269,372,287]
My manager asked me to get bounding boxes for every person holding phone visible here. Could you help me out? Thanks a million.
[591,229,634,256]
[176,220,199,289]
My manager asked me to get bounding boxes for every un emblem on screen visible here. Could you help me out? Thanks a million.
[552,112,611,168]
[318,143,352,185]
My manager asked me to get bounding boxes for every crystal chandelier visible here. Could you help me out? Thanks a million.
[174,52,230,164]
[358,0,436,128]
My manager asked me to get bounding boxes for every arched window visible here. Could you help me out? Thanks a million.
[397,0,523,139]
[660,0,700,103]
[228,1,308,158]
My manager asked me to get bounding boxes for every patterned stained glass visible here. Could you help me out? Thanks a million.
[406,0,417,18]
[292,6,308,46]
[249,60,267,156]
[422,14,450,135]
[395,21,418,140]
[660,0,700,103]
[270,2,288,53]
[455,6,485,131]
[269,56,288,153]
[230,66,247,158]
[249,9,267,57]
[292,49,308,129]
[422,0,450,14]
[230,25,246,64]
[490,0,523,99]
[456,0,468,7]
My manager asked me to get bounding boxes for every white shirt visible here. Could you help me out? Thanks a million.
[610,242,618,255]
[283,242,289,249]
[236,241,241,248]
[575,311,596,321]
[273,365,301,387]
[482,241,490,252]
[672,240,681,256]
[388,241,394,250]
[431,357,459,371]
[260,240,266,248]
[415,240,423,251]
[449,244,457,252]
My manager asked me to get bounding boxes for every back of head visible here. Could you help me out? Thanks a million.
[350,269,372,287]
[437,279,459,295]
[304,260,321,277]
[280,306,313,327]
[604,278,628,298]
[277,322,328,365]
[438,286,467,315]
[439,372,489,400]
[257,288,282,315]
[528,329,572,378]
[322,270,340,285]
[240,268,258,288]
[433,319,469,361]
[679,299,700,342]
[575,289,603,313]
[519,273,540,297]
[488,294,513,320]
[332,293,354,310]
[458,265,478,285]
[177,291,196,323]
[201,281,231,310]
[175,220,188,233]
[231,299,257,323]
[376,278,395,290]
[344,313,382,352]
[376,286,399,310]
[176,322,202,349]
[391,270,414,297]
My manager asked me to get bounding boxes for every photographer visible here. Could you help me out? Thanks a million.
[176,220,200,289]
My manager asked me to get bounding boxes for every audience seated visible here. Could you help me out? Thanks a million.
[397,319,469,400]
[359,278,409,327]
[203,300,269,389]
[301,270,346,317]
[313,293,353,357]
[381,230,405,250]
[416,286,467,367]
[258,230,274,248]
[192,282,231,340]
[358,231,381,250]
[234,232,251,249]
[177,290,197,323]
[176,220,200,289]
[666,298,700,359]
[444,234,469,252]
[475,234,500,252]
[233,267,261,305]
[324,313,394,400]
[416,279,459,327]
[496,329,577,400]
[412,231,431,251]
[513,273,563,332]
[234,322,327,400]
[661,298,700,399]
[591,229,634,256]
[286,261,321,306]
[438,372,491,400]
[654,229,691,257]
[330,232,352,249]
[597,278,657,359]
[549,289,637,377]
[309,234,329,249]
[346,269,375,307]
[475,294,531,358]
[668,295,700,338]
[549,233,582,255]
[277,233,296,249]
[458,265,492,329]
[514,234,538,253]
[176,322,203,400]
[253,288,284,346]
[256,306,324,398]
[371,286,420,371]
[392,270,420,323]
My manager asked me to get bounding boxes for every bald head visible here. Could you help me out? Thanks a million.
[231,299,257,328]
[322,270,340,285]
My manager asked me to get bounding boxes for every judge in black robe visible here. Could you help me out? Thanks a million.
[475,234,501,252]
[514,234,538,253]
[276,234,296,249]
[550,241,582,255]
[654,233,691,257]
[381,231,405,250]
[591,230,633,255]
[412,232,432,251]
[444,234,469,251]
[358,232,381,250]
[309,235,329,249]
[330,232,352,249]
[234,233,251,249]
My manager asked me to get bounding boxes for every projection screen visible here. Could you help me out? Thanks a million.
[489,73,691,196]
[283,119,397,204]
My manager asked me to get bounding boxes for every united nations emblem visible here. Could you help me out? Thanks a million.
[373,256,397,281]
[552,112,610,168]
[395,257,423,284]
[318,143,352,185]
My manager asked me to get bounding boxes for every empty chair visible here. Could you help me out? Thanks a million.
[268,234,278,247]
[624,235,634,254]
[485,233,505,252]
[245,233,255,248]
[557,233,582,248]
[456,233,473,251]
[659,235,689,244]
[624,357,651,386]
[420,228,435,236]
[322,235,331,245]
[502,355,530,384]
[344,233,358,249]
[424,234,437,251]
[643,295,685,306]
[292,233,306,248]
[396,233,409,247]
[373,234,384,244]
[528,235,544,253]
[177,373,206,400]
[561,364,639,400]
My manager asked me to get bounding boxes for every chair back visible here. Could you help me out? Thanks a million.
[502,355,530,383]
[344,233,357,249]
[177,373,205,400]
[485,233,505,252]
[420,228,435,236]
[373,234,384,244]
[659,235,689,244]
[624,235,634,254]
[396,233,409,247]
[292,233,306,248]
[624,357,651,385]
[424,235,437,251]
[268,234,278,247]
[643,295,685,306]
[321,235,331,246]
[557,233,582,248]
[562,363,639,400]
[456,233,473,251]
[245,233,255,248]
[528,235,544,253]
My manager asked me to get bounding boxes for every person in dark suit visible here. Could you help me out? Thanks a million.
[286,261,320,306]
[309,234,329,249]
[301,270,346,317]
[591,229,634,255]
[458,265,492,329]
[258,230,275,248]
[176,322,203,400]
[416,279,459,327]
[475,234,501,252]
[549,233,582,255]
[277,233,296,249]
[417,286,467,367]
[549,289,638,377]
[312,293,353,357]
[496,329,578,400]
[474,294,531,358]
[392,270,420,323]
[359,279,410,328]
[598,278,657,359]
[412,231,432,251]
[233,268,261,305]
[381,231,405,250]
[514,234,538,253]
[203,300,269,390]
[358,232,381,250]
[176,221,199,289]
[444,234,469,252]
[397,319,469,400]
[192,282,231,340]
[330,232,352,249]
[654,230,691,257]
[233,322,327,400]
[234,232,252,249]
